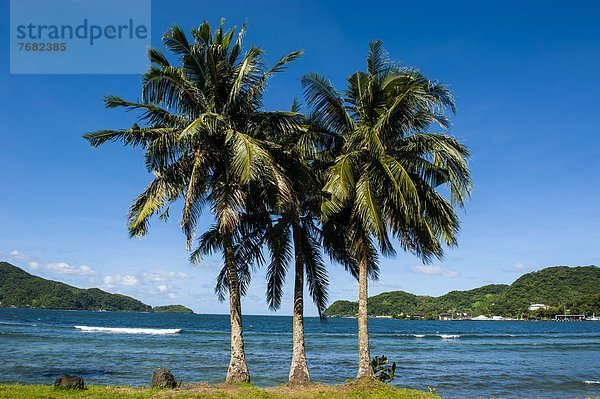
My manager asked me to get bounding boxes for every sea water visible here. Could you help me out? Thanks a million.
[0,308,598,399]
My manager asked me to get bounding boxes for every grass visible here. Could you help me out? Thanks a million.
[0,380,442,399]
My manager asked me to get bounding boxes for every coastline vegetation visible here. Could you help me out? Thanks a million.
[325,266,600,319]
[0,262,193,314]
[3,261,595,320]
[153,305,194,314]
[0,262,151,312]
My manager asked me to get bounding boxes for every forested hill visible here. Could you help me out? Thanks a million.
[325,266,600,319]
[0,262,151,311]
[0,262,192,313]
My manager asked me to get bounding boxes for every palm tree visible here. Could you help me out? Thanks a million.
[259,106,333,384]
[263,191,326,384]
[302,41,472,379]
[84,20,302,383]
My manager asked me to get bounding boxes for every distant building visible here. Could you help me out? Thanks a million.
[473,315,515,321]
[555,314,585,321]
[411,312,426,320]
[528,304,549,311]
[439,313,453,320]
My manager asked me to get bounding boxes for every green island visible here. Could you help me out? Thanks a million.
[325,266,600,319]
[153,305,194,314]
[0,262,192,314]
[0,380,439,399]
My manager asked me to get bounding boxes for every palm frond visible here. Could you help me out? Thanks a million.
[127,177,171,237]
[298,220,329,317]
[84,126,177,148]
[142,66,201,115]
[147,47,170,67]
[163,24,191,56]
[302,73,354,134]
[181,154,209,249]
[321,151,359,218]
[265,219,292,310]
[367,40,388,76]
[353,173,394,256]
[322,211,359,278]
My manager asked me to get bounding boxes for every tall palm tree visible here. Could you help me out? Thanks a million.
[84,20,302,383]
[259,106,333,384]
[263,192,326,384]
[302,41,472,379]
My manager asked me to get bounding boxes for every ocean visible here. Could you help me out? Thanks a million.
[0,308,598,399]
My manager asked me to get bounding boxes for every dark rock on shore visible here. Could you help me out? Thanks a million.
[151,368,177,389]
[54,374,85,390]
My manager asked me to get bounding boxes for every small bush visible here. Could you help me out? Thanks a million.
[371,355,396,383]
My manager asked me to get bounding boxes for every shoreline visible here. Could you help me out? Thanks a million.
[2,307,594,322]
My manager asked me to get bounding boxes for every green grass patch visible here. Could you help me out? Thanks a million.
[0,380,442,399]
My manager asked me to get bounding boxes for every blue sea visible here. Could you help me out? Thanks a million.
[0,308,598,398]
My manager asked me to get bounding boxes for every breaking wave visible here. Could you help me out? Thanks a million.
[75,326,181,335]
[439,334,460,339]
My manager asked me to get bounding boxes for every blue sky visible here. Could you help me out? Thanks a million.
[1,0,599,316]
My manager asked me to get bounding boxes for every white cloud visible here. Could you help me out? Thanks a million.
[45,262,97,276]
[411,264,459,278]
[513,262,531,271]
[25,260,97,276]
[503,262,536,273]
[10,250,28,260]
[142,270,190,282]
[9,251,189,300]
[102,274,140,288]
[28,261,40,269]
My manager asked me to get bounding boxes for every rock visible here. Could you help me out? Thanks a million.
[150,367,177,389]
[54,374,85,390]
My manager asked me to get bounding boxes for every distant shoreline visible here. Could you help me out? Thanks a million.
[324,266,599,320]
[2,307,598,322]
[327,315,600,322]
[0,306,193,314]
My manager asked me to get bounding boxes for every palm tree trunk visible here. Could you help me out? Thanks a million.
[356,257,373,379]
[288,223,310,384]
[224,234,250,383]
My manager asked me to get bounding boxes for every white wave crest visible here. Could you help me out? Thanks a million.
[414,334,426,338]
[439,334,460,339]
[584,380,600,384]
[75,326,181,335]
